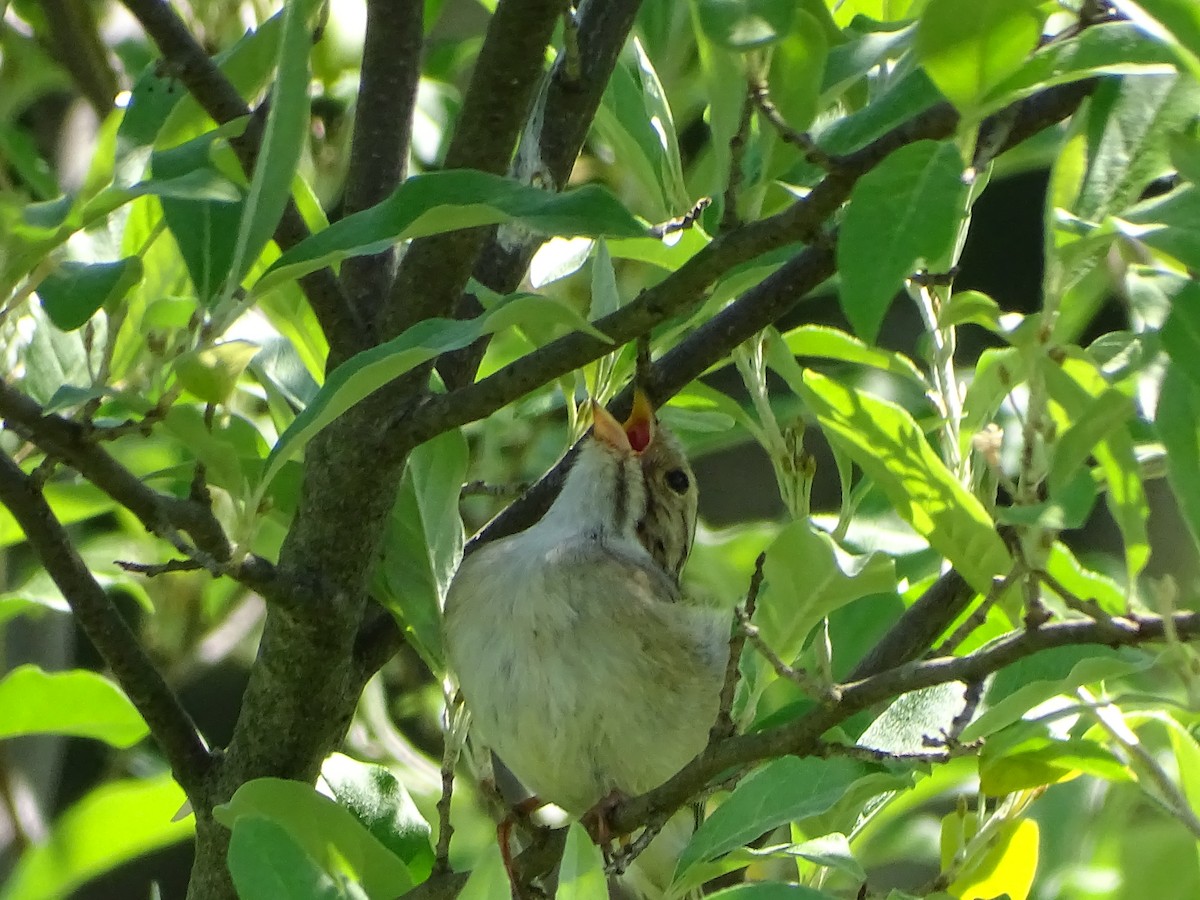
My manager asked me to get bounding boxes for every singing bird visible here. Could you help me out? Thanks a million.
[443,393,729,890]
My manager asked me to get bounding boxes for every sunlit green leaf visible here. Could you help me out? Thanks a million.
[214,778,411,899]
[223,0,316,293]
[558,822,607,900]
[0,665,147,747]
[837,140,967,343]
[0,775,193,900]
[696,0,796,50]
[780,324,925,384]
[798,370,1010,594]
[319,753,433,880]
[256,171,643,295]
[941,815,1038,900]
[173,340,260,404]
[914,0,1044,114]
[1112,0,1200,81]
[961,647,1149,741]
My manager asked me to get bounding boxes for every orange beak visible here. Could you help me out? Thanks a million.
[591,390,656,454]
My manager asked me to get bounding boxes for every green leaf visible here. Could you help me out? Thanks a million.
[798,370,1010,594]
[982,22,1179,110]
[375,427,468,670]
[1113,0,1200,81]
[173,340,260,404]
[980,720,1129,796]
[37,258,144,331]
[1043,542,1126,616]
[224,0,316,293]
[678,757,867,877]
[821,23,915,102]
[1122,183,1200,271]
[153,125,249,303]
[780,324,925,384]
[941,816,1038,900]
[0,665,148,747]
[1157,363,1200,556]
[257,171,644,295]
[1047,388,1134,498]
[629,37,688,211]
[914,0,1044,114]
[766,11,828,137]
[0,775,193,900]
[696,0,796,50]
[0,122,56,198]
[214,778,412,899]
[455,843,509,900]
[756,519,896,671]
[961,647,1149,741]
[937,289,1003,330]
[837,140,967,343]
[228,816,345,900]
[258,304,606,498]
[1074,73,1200,224]
[819,69,945,157]
[1041,354,1150,582]
[319,753,434,881]
[558,822,608,900]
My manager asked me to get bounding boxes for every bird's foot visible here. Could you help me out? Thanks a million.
[581,789,630,862]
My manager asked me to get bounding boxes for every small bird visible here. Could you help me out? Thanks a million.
[443,391,729,887]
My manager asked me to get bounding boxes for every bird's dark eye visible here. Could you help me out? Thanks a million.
[665,468,690,493]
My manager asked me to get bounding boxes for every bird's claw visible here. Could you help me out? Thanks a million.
[581,789,629,860]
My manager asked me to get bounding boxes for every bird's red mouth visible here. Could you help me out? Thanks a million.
[591,389,656,454]
[623,390,654,453]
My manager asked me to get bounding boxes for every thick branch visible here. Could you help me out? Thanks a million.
[0,453,212,802]
[341,0,423,328]
[606,611,1200,836]
[120,0,366,358]
[41,0,120,116]
[0,382,279,600]
[439,0,644,388]
[384,0,567,337]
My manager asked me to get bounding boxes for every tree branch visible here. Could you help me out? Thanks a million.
[0,381,280,602]
[340,0,423,330]
[40,0,120,116]
[120,0,367,359]
[383,0,568,338]
[605,610,1200,837]
[438,0,644,389]
[0,452,213,803]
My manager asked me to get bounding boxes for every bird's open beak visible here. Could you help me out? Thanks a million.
[624,390,654,453]
[591,390,656,454]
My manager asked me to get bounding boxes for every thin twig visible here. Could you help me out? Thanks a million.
[1079,686,1200,841]
[648,197,712,239]
[749,78,832,169]
[814,738,983,765]
[116,558,205,577]
[710,552,766,744]
[737,606,835,701]
[605,609,1200,837]
[720,84,756,234]
[0,453,212,803]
